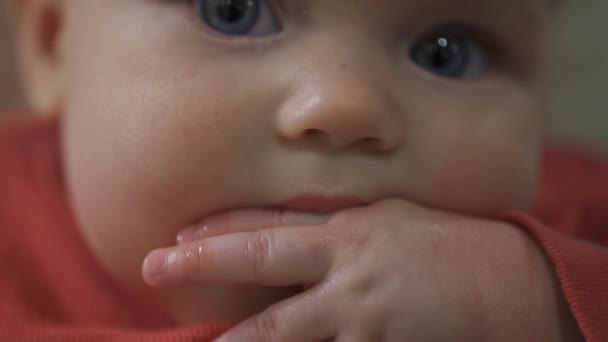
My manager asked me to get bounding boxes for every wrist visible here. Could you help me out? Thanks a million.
[509,227,583,341]
[476,224,584,341]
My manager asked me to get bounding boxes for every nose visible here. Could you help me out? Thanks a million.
[275,66,403,152]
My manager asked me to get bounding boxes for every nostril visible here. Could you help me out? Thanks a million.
[361,137,380,144]
[358,137,386,150]
[303,129,327,139]
[362,137,381,145]
[301,130,386,150]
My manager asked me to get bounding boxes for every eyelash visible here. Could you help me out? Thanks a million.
[454,26,514,76]
[174,0,284,44]
[429,25,503,63]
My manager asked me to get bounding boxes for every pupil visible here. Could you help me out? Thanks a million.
[410,32,472,78]
[431,38,454,69]
[216,0,249,23]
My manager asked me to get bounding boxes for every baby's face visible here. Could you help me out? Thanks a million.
[54,0,552,321]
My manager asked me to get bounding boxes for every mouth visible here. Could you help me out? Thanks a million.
[274,194,368,214]
[179,194,368,240]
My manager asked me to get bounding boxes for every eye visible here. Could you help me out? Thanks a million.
[193,0,280,36]
[410,31,485,79]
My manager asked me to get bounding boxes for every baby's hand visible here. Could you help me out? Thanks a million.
[143,200,581,341]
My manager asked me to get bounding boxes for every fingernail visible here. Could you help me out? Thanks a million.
[143,249,169,285]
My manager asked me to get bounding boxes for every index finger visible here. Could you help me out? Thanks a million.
[143,225,336,287]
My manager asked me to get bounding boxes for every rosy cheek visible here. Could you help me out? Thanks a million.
[428,172,482,212]
[421,150,535,216]
[176,111,227,151]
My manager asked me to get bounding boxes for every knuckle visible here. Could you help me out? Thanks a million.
[345,274,376,298]
[327,214,370,249]
[253,308,281,342]
[328,210,350,228]
[178,243,207,274]
[327,211,355,235]
[247,230,274,280]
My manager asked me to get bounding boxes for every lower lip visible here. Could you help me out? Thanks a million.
[278,196,367,214]
[181,198,366,238]
[180,208,328,240]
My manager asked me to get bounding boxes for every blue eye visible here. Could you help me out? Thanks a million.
[410,32,485,79]
[194,0,280,36]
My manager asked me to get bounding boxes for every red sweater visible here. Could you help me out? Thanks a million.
[0,116,607,341]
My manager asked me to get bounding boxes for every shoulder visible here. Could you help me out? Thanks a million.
[0,112,61,242]
[0,112,59,179]
[0,112,59,156]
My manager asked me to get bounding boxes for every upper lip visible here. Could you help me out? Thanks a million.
[274,194,368,213]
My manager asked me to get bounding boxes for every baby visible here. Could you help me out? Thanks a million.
[1,0,607,341]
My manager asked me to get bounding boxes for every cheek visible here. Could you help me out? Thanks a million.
[60,23,252,284]
[408,88,542,216]
[424,143,539,215]
[63,79,246,238]
[61,78,258,299]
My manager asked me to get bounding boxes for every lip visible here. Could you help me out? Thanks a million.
[178,194,369,242]
[274,194,368,214]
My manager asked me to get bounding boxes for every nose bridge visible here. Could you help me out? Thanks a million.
[275,45,403,151]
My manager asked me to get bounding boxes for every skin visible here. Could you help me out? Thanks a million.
[148,200,582,341]
[16,0,583,340]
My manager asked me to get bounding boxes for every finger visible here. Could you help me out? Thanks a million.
[144,225,336,287]
[214,284,337,342]
[177,209,330,244]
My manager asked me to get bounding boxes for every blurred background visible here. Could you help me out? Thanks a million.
[0,2,606,150]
